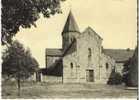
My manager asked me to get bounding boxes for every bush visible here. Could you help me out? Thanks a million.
[107,70,122,85]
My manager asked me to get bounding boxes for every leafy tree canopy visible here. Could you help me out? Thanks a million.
[2,0,65,45]
[2,40,39,80]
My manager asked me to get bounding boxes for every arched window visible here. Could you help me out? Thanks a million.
[70,37,76,43]
[70,63,74,76]
[88,48,92,57]
[106,63,109,70]
[70,62,73,69]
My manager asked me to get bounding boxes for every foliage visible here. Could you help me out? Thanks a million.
[122,46,138,86]
[2,40,39,96]
[122,59,131,86]
[2,40,39,80]
[107,69,122,85]
[2,0,65,45]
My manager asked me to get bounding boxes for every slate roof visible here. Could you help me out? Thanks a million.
[63,39,77,56]
[46,39,77,57]
[103,49,134,62]
[46,49,62,56]
[62,11,80,34]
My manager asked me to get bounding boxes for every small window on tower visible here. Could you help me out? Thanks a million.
[88,48,92,57]
[106,63,109,70]
[70,62,73,69]
[70,37,75,42]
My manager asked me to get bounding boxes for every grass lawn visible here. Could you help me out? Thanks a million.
[2,81,138,99]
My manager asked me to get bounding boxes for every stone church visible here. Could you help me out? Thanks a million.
[43,11,117,83]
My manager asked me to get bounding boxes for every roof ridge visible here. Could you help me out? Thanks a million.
[83,26,103,40]
[103,49,134,61]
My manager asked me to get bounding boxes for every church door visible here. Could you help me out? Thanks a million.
[86,70,94,82]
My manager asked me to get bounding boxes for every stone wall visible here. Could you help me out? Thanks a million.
[63,51,82,83]
[76,28,102,83]
[100,53,116,83]
[63,27,110,83]
[41,75,62,83]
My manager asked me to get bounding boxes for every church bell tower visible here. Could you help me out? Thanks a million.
[62,10,80,51]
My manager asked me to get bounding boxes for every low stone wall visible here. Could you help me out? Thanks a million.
[41,75,62,83]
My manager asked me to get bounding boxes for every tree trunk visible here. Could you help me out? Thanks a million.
[17,73,21,96]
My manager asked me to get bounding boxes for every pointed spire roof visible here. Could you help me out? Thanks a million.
[62,10,80,34]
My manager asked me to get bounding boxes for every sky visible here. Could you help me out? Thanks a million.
[15,0,137,68]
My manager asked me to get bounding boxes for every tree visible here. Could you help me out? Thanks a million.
[122,58,131,86]
[122,46,138,87]
[2,40,39,96]
[2,0,65,45]
[129,46,138,87]
[107,69,122,85]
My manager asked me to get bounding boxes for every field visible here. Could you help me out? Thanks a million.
[2,81,138,99]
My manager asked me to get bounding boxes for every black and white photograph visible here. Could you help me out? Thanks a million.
[1,0,138,99]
